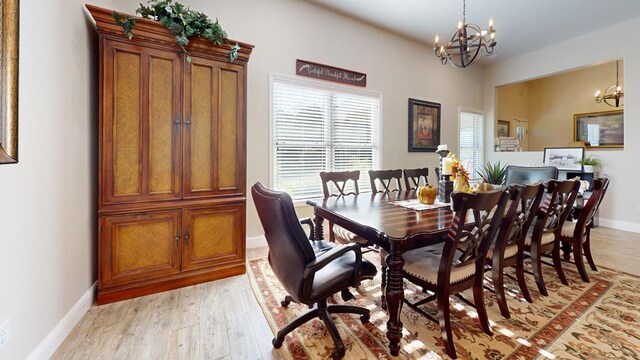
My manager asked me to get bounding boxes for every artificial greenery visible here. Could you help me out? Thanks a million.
[113,0,240,62]
[576,156,601,167]
[477,161,508,185]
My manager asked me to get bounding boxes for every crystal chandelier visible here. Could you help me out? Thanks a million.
[594,60,624,107]
[433,0,496,68]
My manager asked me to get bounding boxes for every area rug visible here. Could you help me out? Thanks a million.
[247,254,640,360]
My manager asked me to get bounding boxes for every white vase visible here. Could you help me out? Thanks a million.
[582,165,594,173]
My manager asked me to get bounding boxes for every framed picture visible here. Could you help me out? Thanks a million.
[497,120,510,137]
[0,0,19,164]
[408,98,440,152]
[543,147,585,171]
[574,110,623,149]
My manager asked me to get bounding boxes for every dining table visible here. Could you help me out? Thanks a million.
[306,190,456,356]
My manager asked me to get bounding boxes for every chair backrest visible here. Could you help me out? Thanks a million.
[369,169,403,193]
[403,167,429,190]
[573,178,608,237]
[535,179,579,237]
[319,170,360,198]
[495,183,545,256]
[251,182,316,302]
[441,188,509,282]
[435,166,441,182]
[505,165,559,185]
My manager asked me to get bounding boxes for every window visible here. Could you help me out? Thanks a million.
[271,75,381,200]
[458,109,484,180]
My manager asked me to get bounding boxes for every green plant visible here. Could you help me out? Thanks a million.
[576,156,601,167]
[113,0,240,62]
[477,161,508,185]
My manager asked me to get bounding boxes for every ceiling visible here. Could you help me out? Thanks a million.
[304,0,640,65]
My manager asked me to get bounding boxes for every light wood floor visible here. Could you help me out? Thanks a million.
[52,227,639,359]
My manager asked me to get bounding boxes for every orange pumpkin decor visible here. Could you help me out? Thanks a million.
[417,185,437,205]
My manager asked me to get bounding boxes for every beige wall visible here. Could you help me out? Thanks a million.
[112,0,485,237]
[485,16,640,232]
[0,0,113,358]
[496,61,624,150]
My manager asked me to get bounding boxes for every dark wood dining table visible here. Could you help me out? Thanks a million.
[306,190,455,356]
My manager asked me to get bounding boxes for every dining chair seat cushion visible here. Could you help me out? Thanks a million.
[486,243,518,260]
[524,232,555,246]
[333,225,368,245]
[403,244,476,285]
[562,221,576,237]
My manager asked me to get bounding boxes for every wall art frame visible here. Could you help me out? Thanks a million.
[0,0,19,164]
[408,98,440,152]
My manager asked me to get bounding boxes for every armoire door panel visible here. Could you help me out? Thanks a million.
[217,66,243,192]
[184,57,217,198]
[102,39,182,205]
[182,204,244,271]
[111,46,143,199]
[101,210,181,287]
[147,49,182,200]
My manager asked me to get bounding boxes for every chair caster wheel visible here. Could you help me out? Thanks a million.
[272,337,283,349]
[332,347,346,359]
[360,315,370,324]
[281,295,293,307]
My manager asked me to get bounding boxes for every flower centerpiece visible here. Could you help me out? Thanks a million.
[448,154,471,193]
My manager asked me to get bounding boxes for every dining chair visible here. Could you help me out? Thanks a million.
[368,169,403,193]
[558,177,609,282]
[319,171,370,246]
[486,182,544,318]
[402,167,429,190]
[251,182,377,359]
[524,178,580,296]
[401,188,509,359]
[504,165,559,185]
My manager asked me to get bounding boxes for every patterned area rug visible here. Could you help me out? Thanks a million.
[247,254,640,359]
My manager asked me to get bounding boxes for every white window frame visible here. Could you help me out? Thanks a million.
[458,107,484,181]
[269,73,382,202]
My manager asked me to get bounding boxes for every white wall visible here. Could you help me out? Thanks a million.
[113,0,485,237]
[0,0,116,358]
[485,16,640,232]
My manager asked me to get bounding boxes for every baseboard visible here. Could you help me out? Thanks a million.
[246,235,267,249]
[599,218,640,234]
[27,282,97,360]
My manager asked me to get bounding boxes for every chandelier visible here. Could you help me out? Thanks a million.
[433,0,496,68]
[594,60,624,107]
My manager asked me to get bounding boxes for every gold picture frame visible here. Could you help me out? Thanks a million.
[0,0,19,164]
[574,110,623,149]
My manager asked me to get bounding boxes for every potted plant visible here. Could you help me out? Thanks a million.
[477,161,508,185]
[576,156,601,173]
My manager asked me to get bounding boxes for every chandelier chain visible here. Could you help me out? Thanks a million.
[463,0,466,24]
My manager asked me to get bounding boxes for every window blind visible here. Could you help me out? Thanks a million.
[459,110,484,180]
[272,78,380,200]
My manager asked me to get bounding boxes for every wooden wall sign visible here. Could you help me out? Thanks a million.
[296,59,367,87]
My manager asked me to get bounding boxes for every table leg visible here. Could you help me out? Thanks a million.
[385,250,404,356]
[313,214,324,241]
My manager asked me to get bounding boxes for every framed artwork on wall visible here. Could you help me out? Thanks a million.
[408,98,440,152]
[574,110,623,149]
[497,120,510,137]
[0,0,19,164]
[543,147,585,171]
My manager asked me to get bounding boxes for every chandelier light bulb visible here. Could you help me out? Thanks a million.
[616,85,622,92]
[595,90,601,97]
[458,21,463,29]
[435,34,439,44]
[489,18,493,27]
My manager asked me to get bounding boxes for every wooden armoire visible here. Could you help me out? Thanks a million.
[87,5,253,304]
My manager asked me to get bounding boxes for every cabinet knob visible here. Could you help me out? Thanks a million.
[185,114,191,128]
[174,116,180,126]
[184,231,190,244]
[175,234,180,243]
